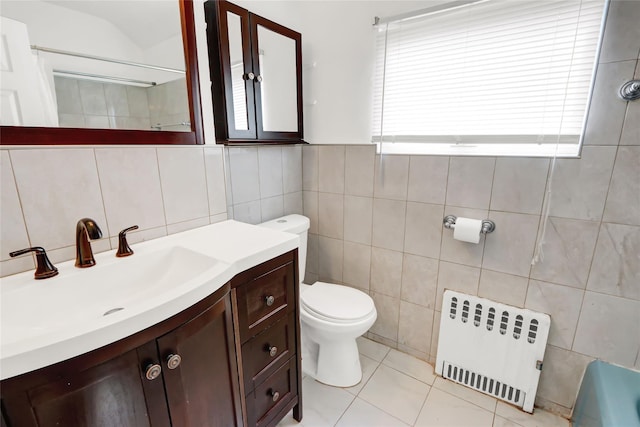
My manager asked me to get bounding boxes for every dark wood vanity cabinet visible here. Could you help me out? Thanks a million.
[230,250,303,427]
[1,250,302,427]
[205,0,303,144]
[0,285,242,427]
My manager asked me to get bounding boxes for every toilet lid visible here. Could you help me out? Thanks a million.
[301,282,375,321]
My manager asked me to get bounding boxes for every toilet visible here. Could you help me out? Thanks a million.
[259,214,377,387]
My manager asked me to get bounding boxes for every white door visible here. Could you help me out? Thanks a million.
[1,16,56,126]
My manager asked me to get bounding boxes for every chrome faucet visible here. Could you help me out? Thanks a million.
[75,218,103,268]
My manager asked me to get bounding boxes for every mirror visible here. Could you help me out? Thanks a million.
[227,11,248,131]
[257,25,297,133]
[0,0,203,145]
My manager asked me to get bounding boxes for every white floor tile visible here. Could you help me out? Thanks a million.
[415,387,495,427]
[493,415,524,427]
[433,377,498,412]
[335,398,410,427]
[359,364,431,425]
[357,336,391,362]
[299,376,356,426]
[277,410,307,427]
[495,402,570,427]
[382,349,437,385]
[344,355,380,395]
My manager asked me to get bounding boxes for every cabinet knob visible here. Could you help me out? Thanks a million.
[145,363,162,380]
[245,72,255,81]
[265,295,275,307]
[166,353,182,370]
[256,75,263,82]
[267,345,278,357]
[270,389,280,402]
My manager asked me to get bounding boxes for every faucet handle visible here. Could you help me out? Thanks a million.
[9,247,59,279]
[116,225,139,257]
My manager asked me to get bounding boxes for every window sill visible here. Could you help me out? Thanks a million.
[375,142,581,158]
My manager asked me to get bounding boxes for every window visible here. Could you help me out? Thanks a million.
[372,0,607,157]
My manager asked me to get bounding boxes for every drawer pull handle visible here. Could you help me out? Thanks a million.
[166,353,182,370]
[145,363,162,381]
[267,345,278,357]
[265,295,275,307]
[270,389,280,402]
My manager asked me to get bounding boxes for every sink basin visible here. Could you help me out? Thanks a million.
[1,245,229,355]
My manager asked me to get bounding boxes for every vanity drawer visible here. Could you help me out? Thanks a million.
[235,260,295,343]
[246,356,297,427]
[242,312,296,392]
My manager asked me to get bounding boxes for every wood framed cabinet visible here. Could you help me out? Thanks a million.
[1,250,303,427]
[0,285,242,427]
[205,0,304,144]
[230,250,303,427]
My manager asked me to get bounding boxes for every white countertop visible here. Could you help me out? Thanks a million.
[0,220,299,380]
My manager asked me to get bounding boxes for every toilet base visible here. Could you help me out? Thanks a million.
[303,335,362,387]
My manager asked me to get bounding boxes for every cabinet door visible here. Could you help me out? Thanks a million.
[157,294,241,427]
[2,349,159,427]
[250,14,303,141]
[207,0,257,140]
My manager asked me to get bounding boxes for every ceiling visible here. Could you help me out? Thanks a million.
[44,0,182,49]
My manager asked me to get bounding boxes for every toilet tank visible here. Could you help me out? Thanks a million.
[258,215,310,284]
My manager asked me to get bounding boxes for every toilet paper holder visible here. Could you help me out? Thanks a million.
[443,215,496,234]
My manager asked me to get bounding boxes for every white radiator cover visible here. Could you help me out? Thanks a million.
[436,290,551,413]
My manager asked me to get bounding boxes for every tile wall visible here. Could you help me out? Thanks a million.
[301,1,640,416]
[0,146,227,277]
[224,145,304,224]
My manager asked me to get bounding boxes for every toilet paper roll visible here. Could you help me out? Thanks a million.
[453,217,483,244]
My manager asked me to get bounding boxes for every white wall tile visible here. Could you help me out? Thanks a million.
[587,223,640,300]
[525,280,584,350]
[374,155,409,200]
[233,200,262,224]
[11,148,108,250]
[282,145,302,193]
[401,253,438,309]
[598,0,640,63]
[407,155,449,205]
[78,80,107,115]
[167,217,209,235]
[370,247,403,299]
[436,261,481,311]
[303,191,319,234]
[573,291,640,366]
[228,147,260,204]
[157,147,208,224]
[398,301,433,354]
[345,145,375,197]
[369,293,400,342]
[318,235,343,282]
[318,145,345,193]
[620,61,640,145]
[318,192,344,239]
[491,158,549,214]
[344,195,373,245]
[403,202,443,259]
[283,191,303,215]
[530,217,600,289]
[260,195,284,222]
[257,146,283,198]
[445,157,495,210]
[549,146,617,221]
[302,145,319,191]
[478,269,529,307]
[583,61,636,145]
[204,146,227,215]
[483,211,539,277]
[537,345,593,409]
[95,147,165,236]
[603,146,640,226]
[343,241,371,290]
[372,198,406,251]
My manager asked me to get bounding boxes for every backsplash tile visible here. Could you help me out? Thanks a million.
[0,151,30,262]
[490,157,549,215]
[258,146,284,198]
[407,155,449,205]
[374,155,409,200]
[318,145,345,194]
[345,145,375,197]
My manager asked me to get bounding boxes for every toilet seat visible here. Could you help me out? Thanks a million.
[301,282,375,324]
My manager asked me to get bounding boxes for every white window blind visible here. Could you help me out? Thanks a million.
[372,0,607,156]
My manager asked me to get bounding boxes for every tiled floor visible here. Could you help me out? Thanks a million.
[278,337,570,427]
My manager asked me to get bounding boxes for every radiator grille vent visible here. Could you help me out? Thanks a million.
[436,290,551,413]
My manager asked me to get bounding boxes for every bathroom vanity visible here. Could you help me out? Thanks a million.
[0,221,302,427]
